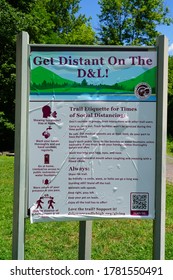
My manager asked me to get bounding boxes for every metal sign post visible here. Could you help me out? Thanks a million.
[12,32,29,260]
[79,221,92,260]
[153,35,168,260]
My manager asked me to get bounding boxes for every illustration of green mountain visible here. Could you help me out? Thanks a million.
[117,66,157,91]
[31,66,79,90]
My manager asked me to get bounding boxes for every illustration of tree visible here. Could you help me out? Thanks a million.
[81,79,88,87]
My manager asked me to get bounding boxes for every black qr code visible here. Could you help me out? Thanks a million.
[131,193,149,210]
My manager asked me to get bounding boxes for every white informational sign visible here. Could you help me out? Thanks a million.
[29,47,157,222]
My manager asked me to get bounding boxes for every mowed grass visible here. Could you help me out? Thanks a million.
[0,155,173,260]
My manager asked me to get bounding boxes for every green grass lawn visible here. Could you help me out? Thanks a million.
[0,155,173,260]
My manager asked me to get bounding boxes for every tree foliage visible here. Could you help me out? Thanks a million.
[0,0,95,150]
[98,0,173,45]
[98,0,173,138]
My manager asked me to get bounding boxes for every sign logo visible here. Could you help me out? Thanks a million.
[135,83,152,100]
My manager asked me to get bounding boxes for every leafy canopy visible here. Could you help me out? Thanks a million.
[98,0,173,45]
[0,0,95,150]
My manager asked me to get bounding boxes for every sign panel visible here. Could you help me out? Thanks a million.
[29,47,157,222]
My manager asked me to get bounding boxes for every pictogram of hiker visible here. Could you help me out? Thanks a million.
[36,197,44,209]
[48,196,55,209]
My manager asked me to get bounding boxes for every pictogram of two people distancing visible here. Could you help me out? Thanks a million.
[36,196,55,209]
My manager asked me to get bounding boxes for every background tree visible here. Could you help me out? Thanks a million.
[98,0,173,139]
[0,0,95,151]
[45,0,95,44]
[4,0,96,45]
[168,56,173,137]
[98,0,173,45]
[0,0,25,150]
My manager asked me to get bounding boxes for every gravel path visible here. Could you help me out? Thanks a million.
[166,156,173,184]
